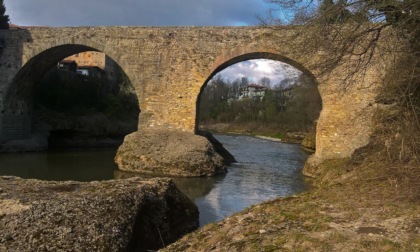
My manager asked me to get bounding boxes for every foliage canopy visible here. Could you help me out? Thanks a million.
[199,74,321,133]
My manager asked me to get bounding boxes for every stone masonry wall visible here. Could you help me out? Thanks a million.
[0,26,384,162]
[0,29,32,142]
[0,102,31,142]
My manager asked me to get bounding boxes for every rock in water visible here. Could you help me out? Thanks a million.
[0,176,199,252]
[115,129,228,177]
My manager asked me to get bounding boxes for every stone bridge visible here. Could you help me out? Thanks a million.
[0,26,383,171]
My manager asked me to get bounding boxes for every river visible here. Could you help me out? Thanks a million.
[0,134,309,226]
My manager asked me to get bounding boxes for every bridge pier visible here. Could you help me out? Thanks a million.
[0,99,31,141]
[0,98,48,152]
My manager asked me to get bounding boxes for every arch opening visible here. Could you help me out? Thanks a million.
[196,52,322,151]
[2,44,140,151]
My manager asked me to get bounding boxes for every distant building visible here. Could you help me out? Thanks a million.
[57,58,105,79]
[76,69,88,76]
[76,66,105,78]
[279,86,293,99]
[239,84,267,100]
[9,24,21,29]
[57,60,77,72]
[66,51,105,69]
[273,86,294,110]
[64,51,116,81]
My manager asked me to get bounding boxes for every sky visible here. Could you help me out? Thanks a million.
[4,0,300,84]
[4,0,272,27]
[217,59,301,86]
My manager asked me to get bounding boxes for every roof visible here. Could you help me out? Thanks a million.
[9,24,20,29]
[77,66,103,69]
[247,84,267,89]
[58,60,77,64]
[77,66,105,72]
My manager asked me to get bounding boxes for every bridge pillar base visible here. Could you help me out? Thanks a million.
[115,129,230,177]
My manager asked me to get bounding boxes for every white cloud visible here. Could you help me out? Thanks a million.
[217,59,302,85]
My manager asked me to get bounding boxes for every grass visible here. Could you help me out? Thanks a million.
[200,123,303,142]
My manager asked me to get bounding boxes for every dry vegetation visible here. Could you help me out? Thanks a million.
[162,146,419,251]
[163,77,420,250]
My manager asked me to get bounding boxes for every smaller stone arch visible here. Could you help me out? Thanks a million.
[23,38,106,66]
[2,40,139,148]
[8,44,100,102]
[6,37,134,104]
[8,35,129,100]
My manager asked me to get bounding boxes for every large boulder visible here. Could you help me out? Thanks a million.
[0,176,199,252]
[115,129,228,177]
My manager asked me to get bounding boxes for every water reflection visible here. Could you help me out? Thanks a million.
[0,148,117,181]
[0,134,309,226]
[115,134,309,226]
[198,135,309,225]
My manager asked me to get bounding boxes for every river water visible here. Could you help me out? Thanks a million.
[0,134,309,226]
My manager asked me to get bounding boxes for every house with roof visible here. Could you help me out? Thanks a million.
[65,51,117,82]
[57,60,77,72]
[76,66,105,78]
[66,51,106,70]
[238,84,268,100]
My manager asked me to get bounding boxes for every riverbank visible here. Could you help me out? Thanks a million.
[1,134,309,230]
[199,123,316,151]
[162,149,420,251]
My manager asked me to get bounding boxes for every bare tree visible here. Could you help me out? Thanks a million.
[262,0,419,79]
[262,0,420,190]
[259,76,271,87]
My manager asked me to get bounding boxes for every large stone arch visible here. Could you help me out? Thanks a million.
[195,50,320,132]
[194,46,381,168]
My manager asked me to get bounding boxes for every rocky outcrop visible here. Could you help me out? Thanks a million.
[0,176,199,252]
[115,129,228,177]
